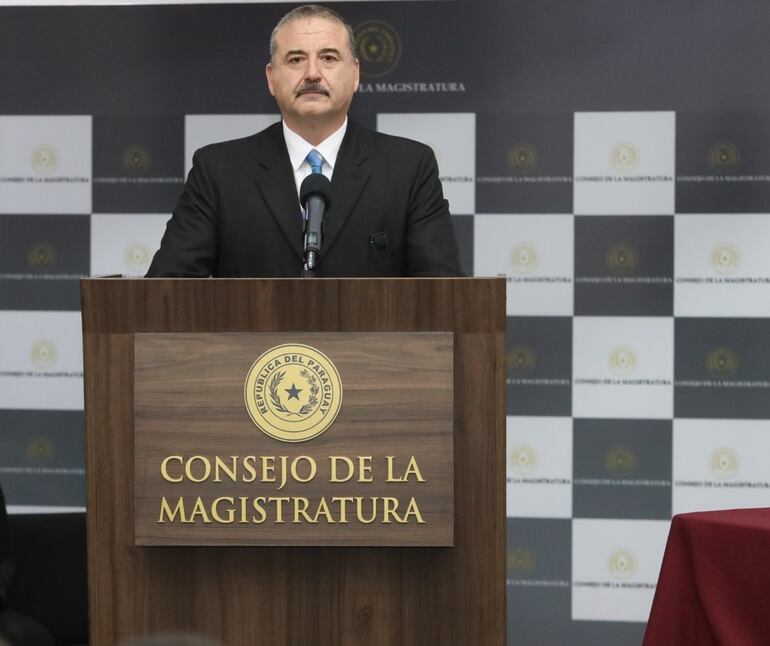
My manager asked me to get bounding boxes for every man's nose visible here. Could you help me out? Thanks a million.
[305,56,321,80]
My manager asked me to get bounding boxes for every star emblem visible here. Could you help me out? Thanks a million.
[285,382,303,401]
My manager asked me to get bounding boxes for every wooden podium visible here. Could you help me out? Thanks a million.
[81,277,505,645]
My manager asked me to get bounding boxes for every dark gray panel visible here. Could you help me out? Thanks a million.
[0,410,85,507]
[476,113,573,214]
[575,216,673,316]
[0,214,89,311]
[573,418,672,519]
[507,316,572,416]
[675,318,770,419]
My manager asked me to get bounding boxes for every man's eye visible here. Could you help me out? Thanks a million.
[288,57,303,64]
[321,55,338,63]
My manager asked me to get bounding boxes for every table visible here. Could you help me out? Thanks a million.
[644,508,770,646]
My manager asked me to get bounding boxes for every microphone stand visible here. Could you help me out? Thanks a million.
[300,174,331,278]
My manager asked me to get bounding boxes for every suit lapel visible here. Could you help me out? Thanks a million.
[252,123,304,260]
[323,123,371,256]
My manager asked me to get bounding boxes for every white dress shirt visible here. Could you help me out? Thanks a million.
[282,118,348,203]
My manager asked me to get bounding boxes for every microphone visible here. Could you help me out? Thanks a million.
[300,173,331,277]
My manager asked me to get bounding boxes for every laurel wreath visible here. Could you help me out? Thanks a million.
[268,369,320,417]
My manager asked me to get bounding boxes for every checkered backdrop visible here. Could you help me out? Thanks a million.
[2,1,770,643]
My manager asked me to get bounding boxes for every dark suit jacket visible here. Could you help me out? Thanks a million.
[146,120,463,277]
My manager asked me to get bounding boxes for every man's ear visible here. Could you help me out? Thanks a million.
[353,58,360,93]
[266,62,276,97]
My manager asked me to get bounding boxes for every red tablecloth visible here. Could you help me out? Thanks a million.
[644,508,770,646]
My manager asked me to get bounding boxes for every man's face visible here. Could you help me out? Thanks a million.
[266,17,359,127]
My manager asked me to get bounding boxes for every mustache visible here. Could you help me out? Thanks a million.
[296,82,330,97]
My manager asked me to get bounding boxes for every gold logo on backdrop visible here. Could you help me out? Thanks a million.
[711,243,740,275]
[244,344,343,442]
[606,242,638,275]
[26,437,55,464]
[354,21,401,77]
[710,447,739,479]
[510,243,538,274]
[122,144,152,175]
[606,446,636,475]
[507,143,538,174]
[31,145,58,175]
[508,346,536,374]
[510,444,538,475]
[705,347,737,379]
[609,346,637,376]
[608,549,636,580]
[609,142,638,173]
[26,242,57,270]
[708,143,740,173]
[508,546,536,576]
[30,339,57,369]
[124,241,151,273]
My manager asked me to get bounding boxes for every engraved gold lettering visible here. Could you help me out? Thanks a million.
[291,456,317,483]
[292,497,315,523]
[312,497,335,523]
[382,496,400,523]
[158,496,187,523]
[403,456,425,482]
[403,497,426,523]
[213,456,237,482]
[278,455,288,490]
[270,496,290,523]
[211,496,235,523]
[355,497,378,524]
[358,456,373,482]
[330,456,354,482]
[185,456,211,483]
[262,456,276,483]
[160,456,183,483]
[242,456,257,483]
[189,497,211,523]
[332,496,353,523]
[252,497,267,523]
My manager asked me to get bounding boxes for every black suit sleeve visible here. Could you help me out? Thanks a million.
[404,145,464,277]
[146,148,219,277]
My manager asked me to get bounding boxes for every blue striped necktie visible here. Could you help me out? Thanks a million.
[306,149,324,174]
[301,149,325,222]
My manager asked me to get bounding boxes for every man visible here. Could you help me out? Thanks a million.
[146,4,462,278]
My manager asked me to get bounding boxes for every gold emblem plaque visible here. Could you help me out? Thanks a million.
[244,343,343,442]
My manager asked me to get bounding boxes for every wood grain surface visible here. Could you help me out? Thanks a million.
[82,277,505,646]
[134,332,454,546]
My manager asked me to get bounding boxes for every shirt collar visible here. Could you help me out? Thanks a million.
[282,118,348,173]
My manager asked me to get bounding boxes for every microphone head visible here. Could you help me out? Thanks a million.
[300,173,332,208]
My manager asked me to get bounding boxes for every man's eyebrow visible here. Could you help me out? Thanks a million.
[284,49,308,59]
[282,47,344,61]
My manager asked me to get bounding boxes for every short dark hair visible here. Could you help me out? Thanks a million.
[269,4,356,62]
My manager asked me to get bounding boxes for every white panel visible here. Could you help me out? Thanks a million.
[0,311,83,410]
[0,116,91,214]
[184,114,279,176]
[377,113,475,214]
[507,416,572,518]
[574,111,675,215]
[572,518,669,622]
[673,419,770,514]
[675,213,770,317]
[474,214,574,315]
[573,316,674,418]
[90,213,169,277]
